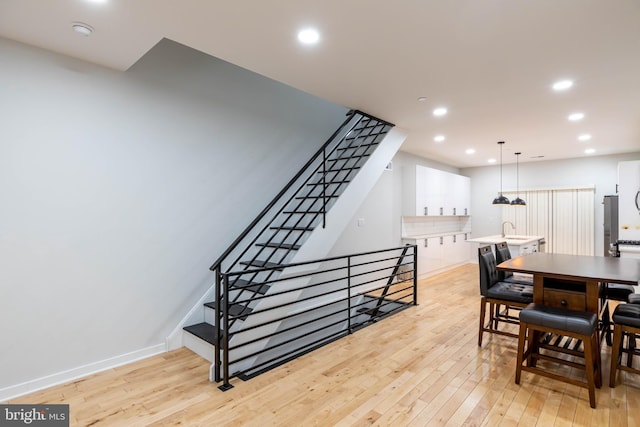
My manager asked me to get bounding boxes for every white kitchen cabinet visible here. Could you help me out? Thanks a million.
[423,167,444,216]
[410,233,471,277]
[423,236,444,273]
[452,233,471,264]
[414,166,429,216]
[407,165,470,216]
[467,235,544,262]
[442,234,471,265]
[513,241,539,256]
[450,173,471,216]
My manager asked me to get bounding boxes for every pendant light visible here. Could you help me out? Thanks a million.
[511,152,526,205]
[492,141,510,204]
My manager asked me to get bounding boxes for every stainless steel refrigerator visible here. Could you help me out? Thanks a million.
[603,195,618,256]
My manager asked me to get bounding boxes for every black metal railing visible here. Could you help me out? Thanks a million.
[208,111,394,335]
[215,244,417,390]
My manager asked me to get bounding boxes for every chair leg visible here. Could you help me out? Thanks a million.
[609,324,623,388]
[600,301,613,346]
[478,297,487,346]
[490,302,497,330]
[515,321,527,384]
[628,333,636,368]
[583,334,597,408]
[593,329,602,388]
[528,329,541,368]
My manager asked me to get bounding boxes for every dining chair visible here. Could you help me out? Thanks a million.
[478,245,533,346]
[609,303,640,387]
[494,242,533,285]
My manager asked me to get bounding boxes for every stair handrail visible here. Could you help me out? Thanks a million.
[216,243,418,389]
[209,109,393,273]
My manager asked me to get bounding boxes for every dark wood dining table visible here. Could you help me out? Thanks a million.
[497,252,640,314]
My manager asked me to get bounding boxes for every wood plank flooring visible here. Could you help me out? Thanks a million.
[6,264,640,426]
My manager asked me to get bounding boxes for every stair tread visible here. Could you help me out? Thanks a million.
[240,260,284,270]
[320,166,361,172]
[336,142,379,149]
[204,301,254,318]
[270,225,314,231]
[184,322,217,345]
[295,195,338,200]
[307,180,350,186]
[282,210,323,215]
[326,156,369,163]
[228,279,270,294]
[256,242,301,250]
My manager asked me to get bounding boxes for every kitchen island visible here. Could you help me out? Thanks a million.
[467,234,545,257]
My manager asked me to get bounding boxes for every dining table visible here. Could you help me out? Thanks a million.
[497,252,640,314]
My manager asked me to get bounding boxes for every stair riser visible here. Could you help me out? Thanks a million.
[183,331,214,363]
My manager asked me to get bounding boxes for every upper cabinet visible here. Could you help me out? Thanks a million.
[406,165,470,216]
[450,172,471,216]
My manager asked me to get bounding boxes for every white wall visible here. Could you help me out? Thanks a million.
[329,150,459,255]
[0,37,348,395]
[330,149,640,261]
[462,152,640,255]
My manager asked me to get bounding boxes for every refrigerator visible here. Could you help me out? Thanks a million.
[615,161,640,261]
[617,160,640,241]
[603,195,618,256]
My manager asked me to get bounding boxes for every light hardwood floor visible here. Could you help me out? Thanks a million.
[7,264,640,426]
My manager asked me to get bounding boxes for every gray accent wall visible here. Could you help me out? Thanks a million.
[0,37,347,392]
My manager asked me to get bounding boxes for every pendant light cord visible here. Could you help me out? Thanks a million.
[500,145,503,194]
[515,152,519,198]
[499,141,504,195]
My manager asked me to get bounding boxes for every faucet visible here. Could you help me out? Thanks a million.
[501,221,515,238]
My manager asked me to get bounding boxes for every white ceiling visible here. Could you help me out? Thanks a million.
[2,0,639,167]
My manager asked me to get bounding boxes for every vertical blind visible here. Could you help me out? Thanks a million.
[502,186,595,255]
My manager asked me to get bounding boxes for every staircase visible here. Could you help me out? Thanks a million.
[172,110,408,387]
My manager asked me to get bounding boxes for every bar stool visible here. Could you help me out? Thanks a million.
[609,303,640,387]
[515,303,601,408]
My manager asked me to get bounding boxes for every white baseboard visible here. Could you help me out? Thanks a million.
[0,343,166,402]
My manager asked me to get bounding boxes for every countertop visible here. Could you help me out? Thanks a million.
[466,234,545,246]
[402,231,470,240]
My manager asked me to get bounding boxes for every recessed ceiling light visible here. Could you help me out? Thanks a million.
[568,112,585,121]
[552,80,573,91]
[71,22,93,36]
[433,107,447,117]
[434,135,445,142]
[584,148,596,154]
[465,148,475,155]
[578,134,592,141]
[417,97,427,102]
[488,158,497,163]
[85,0,108,3]
[298,28,319,44]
